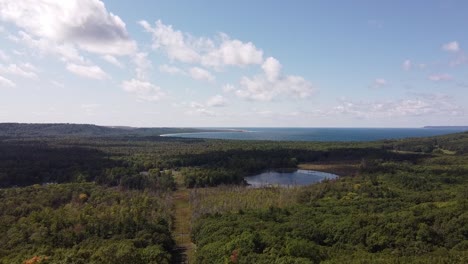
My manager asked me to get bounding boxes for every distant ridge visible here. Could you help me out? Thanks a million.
[424,126,468,129]
[0,123,219,137]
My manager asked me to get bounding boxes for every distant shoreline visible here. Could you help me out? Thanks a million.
[159,127,468,142]
[423,126,468,129]
[160,129,250,137]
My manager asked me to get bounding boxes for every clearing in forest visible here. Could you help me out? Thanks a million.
[172,174,196,263]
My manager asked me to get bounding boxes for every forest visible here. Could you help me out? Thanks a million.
[0,124,467,263]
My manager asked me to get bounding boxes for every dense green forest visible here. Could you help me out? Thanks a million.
[191,156,468,263]
[0,124,467,263]
[0,183,174,264]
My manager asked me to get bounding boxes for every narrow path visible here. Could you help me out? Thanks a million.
[172,183,195,263]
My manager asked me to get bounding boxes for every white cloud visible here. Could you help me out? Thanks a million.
[222,83,235,93]
[13,50,25,56]
[201,33,264,68]
[66,63,108,80]
[0,0,136,56]
[402,59,411,71]
[140,20,264,68]
[140,20,200,63]
[139,20,314,102]
[442,41,460,52]
[0,75,15,87]
[262,57,282,82]
[0,63,38,79]
[159,64,184,75]
[186,101,215,116]
[20,62,37,71]
[189,67,215,82]
[372,78,387,88]
[11,30,87,63]
[331,94,462,118]
[189,102,204,109]
[133,52,152,80]
[184,94,227,116]
[206,95,227,107]
[428,73,452,82]
[0,49,9,61]
[235,57,315,101]
[121,79,165,102]
[101,55,123,68]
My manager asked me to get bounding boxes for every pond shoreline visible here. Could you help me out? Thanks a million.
[244,169,339,188]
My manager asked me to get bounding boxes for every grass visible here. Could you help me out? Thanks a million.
[190,185,300,221]
[172,170,196,263]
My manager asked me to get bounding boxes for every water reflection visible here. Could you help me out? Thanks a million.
[244,169,338,188]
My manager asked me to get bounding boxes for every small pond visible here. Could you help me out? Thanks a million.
[244,169,338,188]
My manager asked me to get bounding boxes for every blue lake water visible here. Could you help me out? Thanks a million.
[162,127,468,142]
[245,169,338,187]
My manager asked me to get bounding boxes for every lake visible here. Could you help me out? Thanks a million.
[244,169,339,188]
[161,127,468,142]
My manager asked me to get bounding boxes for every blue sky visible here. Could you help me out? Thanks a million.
[0,0,467,127]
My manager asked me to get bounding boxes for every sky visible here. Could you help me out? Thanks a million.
[0,0,467,127]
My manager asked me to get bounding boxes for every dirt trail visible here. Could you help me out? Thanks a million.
[172,186,195,263]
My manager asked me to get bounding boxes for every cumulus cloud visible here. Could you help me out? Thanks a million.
[140,20,201,63]
[428,73,452,82]
[184,94,228,116]
[206,95,227,107]
[121,79,165,102]
[0,0,136,56]
[133,52,152,80]
[159,64,218,80]
[262,57,282,82]
[137,19,313,103]
[0,49,9,61]
[235,57,315,101]
[10,31,87,63]
[201,33,264,68]
[140,20,263,68]
[185,101,215,116]
[442,41,460,52]
[189,67,215,82]
[331,94,462,118]
[0,63,38,79]
[159,64,184,75]
[101,55,123,68]
[0,75,15,87]
[332,100,430,117]
[222,83,235,93]
[66,63,109,80]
